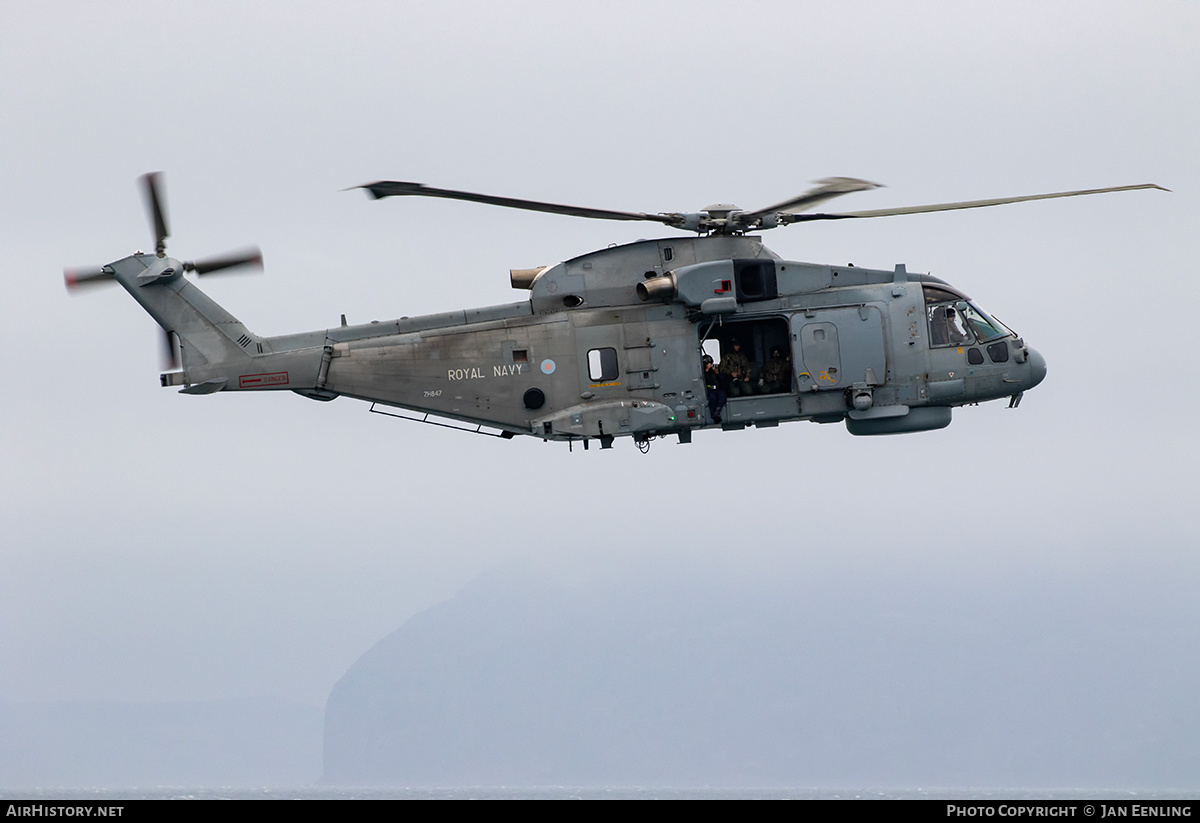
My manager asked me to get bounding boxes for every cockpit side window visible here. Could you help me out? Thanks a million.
[928,304,973,347]
[925,285,1013,348]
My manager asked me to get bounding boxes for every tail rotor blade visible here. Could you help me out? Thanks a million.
[184,247,263,276]
[64,266,115,291]
[141,172,170,256]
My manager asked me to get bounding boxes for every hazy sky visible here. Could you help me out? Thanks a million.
[2,0,1197,727]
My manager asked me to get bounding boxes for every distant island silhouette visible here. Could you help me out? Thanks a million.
[323,553,1198,788]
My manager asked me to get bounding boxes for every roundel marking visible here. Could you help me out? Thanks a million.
[540,359,556,375]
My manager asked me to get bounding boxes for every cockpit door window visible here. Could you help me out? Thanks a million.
[928,304,973,347]
[928,300,1012,348]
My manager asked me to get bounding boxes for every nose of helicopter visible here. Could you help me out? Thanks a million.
[1026,347,1047,389]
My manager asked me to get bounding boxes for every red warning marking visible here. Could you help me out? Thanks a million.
[239,371,289,388]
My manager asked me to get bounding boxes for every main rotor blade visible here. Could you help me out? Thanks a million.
[358,181,681,226]
[141,172,169,255]
[64,267,116,291]
[184,247,263,276]
[741,177,883,220]
[783,183,1169,223]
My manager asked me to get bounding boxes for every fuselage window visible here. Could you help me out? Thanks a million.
[987,341,1010,363]
[587,347,619,382]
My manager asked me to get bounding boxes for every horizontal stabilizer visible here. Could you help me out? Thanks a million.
[179,378,227,395]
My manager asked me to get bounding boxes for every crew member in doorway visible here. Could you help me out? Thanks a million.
[703,354,725,424]
[759,346,790,394]
[720,338,753,397]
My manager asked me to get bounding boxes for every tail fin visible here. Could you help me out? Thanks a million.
[105,253,325,395]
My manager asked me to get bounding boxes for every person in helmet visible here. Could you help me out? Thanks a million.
[703,353,726,424]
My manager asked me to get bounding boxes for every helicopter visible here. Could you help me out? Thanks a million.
[66,174,1165,451]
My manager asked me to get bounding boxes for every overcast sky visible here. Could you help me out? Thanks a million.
[2,0,1197,736]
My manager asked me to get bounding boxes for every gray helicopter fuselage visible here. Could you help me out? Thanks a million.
[138,233,1045,447]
